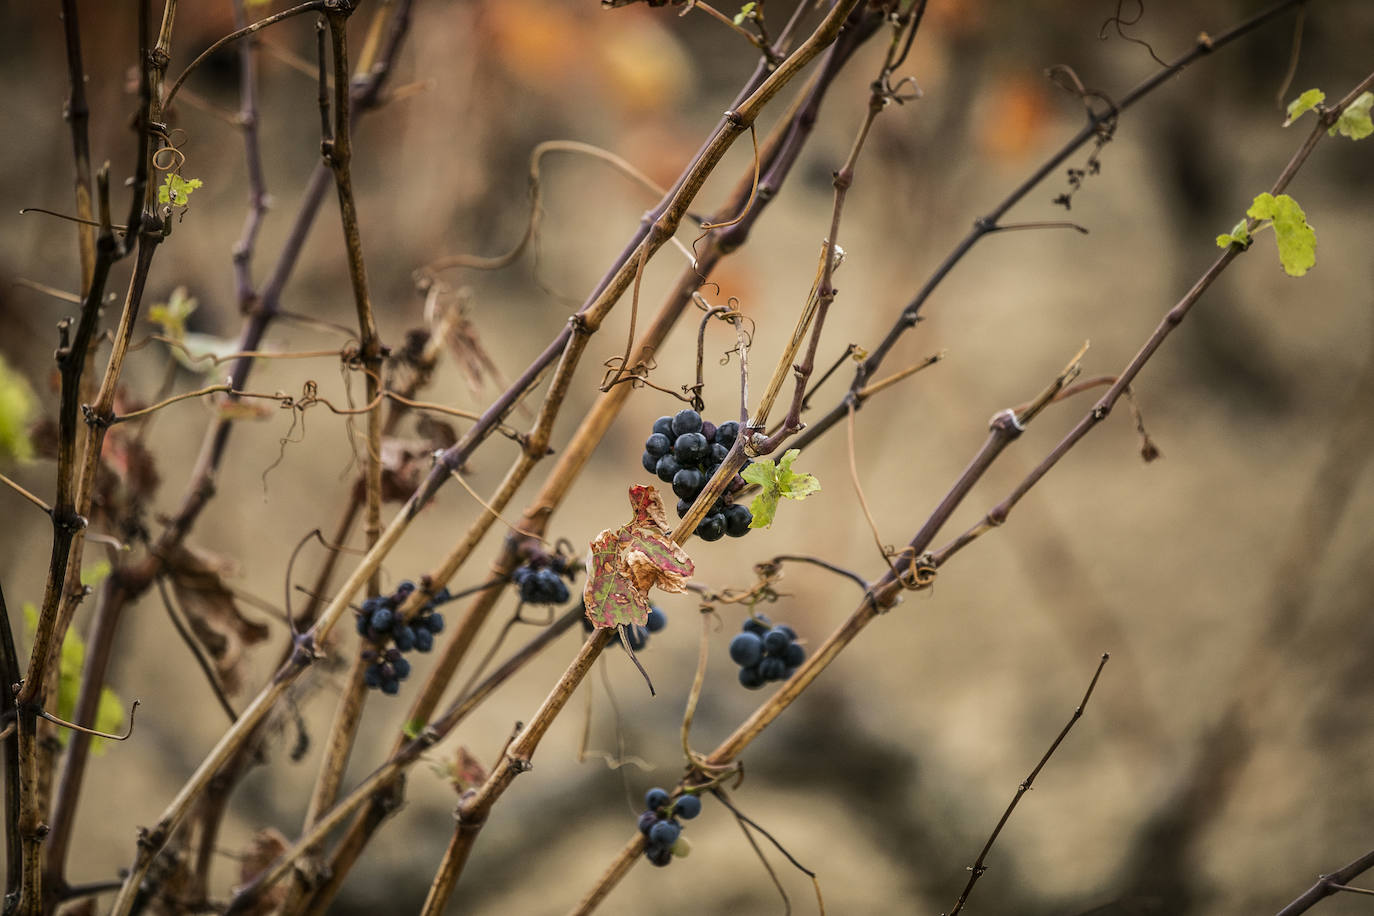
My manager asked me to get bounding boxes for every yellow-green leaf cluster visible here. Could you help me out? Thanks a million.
[158,173,204,207]
[1331,91,1373,140]
[23,602,125,754]
[1283,89,1324,126]
[741,449,820,529]
[0,354,36,462]
[1247,192,1316,277]
[148,286,198,340]
[1215,219,1251,251]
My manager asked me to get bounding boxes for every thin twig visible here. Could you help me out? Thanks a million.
[153,577,238,724]
[945,654,1109,915]
[788,0,1313,459]
[163,0,329,107]
[0,473,52,515]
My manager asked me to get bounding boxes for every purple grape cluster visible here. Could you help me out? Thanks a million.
[728,614,805,689]
[354,581,449,694]
[638,786,702,867]
[641,409,752,542]
[511,562,572,605]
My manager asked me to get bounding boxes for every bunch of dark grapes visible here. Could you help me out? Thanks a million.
[641,408,752,542]
[511,560,572,605]
[582,604,667,650]
[354,580,449,694]
[637,786,702,867]
[728,614,805,689]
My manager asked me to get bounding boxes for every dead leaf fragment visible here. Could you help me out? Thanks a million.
[164,544,270,695]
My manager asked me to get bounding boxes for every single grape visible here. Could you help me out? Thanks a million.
[672,467,704,500]
[649,820,682,848]
[646,844,673,867]
[673,432,710,465]
[641,451,658,474]
[711,442,729,465]
[645,432,672,457]
[695,512,726,542]
[763,627,791,656]
[652,416,675,438]
[637,811,659,835]
[700,420,717,442]
[380,677,400,696]
[361,596,385,614]
[742,614,770,636]
[714,421,740,446]
[645,787,671,811]
[414,628,435,652]
[645,606,667,633]
[676,498,691,519]
[355,613,369,637]
[392,656,412,680]
[673,794,702,820]
[779,624,798,640]
[546,572,571,604]
[516,573,542,604]
[759,657,786,681]
[364,664,384,688]
[729,631,764,667]
[379,662,397,680]
[424,612,445,634]
[724,503,753,537]
[671,408,703,437]
[395,580,416,597]
[738,665,765,689]
[369,607,394,633]
[784,642,805,668]
[393,624,416,652]
[655,454,682,483]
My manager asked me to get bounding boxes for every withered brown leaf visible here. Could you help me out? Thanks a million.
[234,827,289,915]
[164,544,270,695]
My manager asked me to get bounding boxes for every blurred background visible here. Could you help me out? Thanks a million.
[2,0,1373,913]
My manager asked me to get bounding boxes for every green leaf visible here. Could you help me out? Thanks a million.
[148,286,198,340]
[0,354,36,462]
[1246,192,1316,277]
[1330,91,1374,140]
[741,449,820,528]
[90,686,124,756]
[1283,88,1324,126]
[403,719,426,740]
[1215,219,1252,250]
[22,601,125,752]
[158,173,204,207]
[584,486,694,628]
[732,1,756,25]
[81,561,111,588]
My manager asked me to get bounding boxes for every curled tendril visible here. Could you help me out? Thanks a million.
[692,284,722,309]
[876,72,922,106]
[150,127,189,172]
[1098,0,1168,68]
[1044,65,1120,131]
[890,548,938,593]
[339,342,365,370]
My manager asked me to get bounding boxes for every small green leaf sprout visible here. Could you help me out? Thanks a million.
[741,448,820,528]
